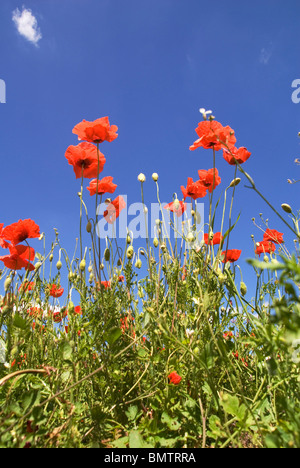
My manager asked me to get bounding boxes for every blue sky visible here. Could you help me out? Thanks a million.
[0,0,300,299]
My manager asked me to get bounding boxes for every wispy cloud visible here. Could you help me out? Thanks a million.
[259,44,273,65]
[12,7,42,46]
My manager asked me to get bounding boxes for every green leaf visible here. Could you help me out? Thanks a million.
[125,405,139,422]
[128,430,145,448]
[13,313,28,330]
[161,412,181,431]
[60,341,72,360]
[104,327,122,346]
[22,390,41,412]
[220,393,240,417]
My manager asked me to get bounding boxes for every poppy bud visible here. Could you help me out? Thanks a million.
[153,237,159,247]
[117,258,122,266]
[126,234,131,244]
[104,248,110,262]
[135,259,142,269]
[186,232,195,243]
[160,243,166,251]
[229,177,241,188]
[79,259,86,271]
[137,173,146,183]
[152,173,159,182]
[240,282,247,296]
[68,301,75,313]
[99,263,104,270]
[4,277,12,291]
[86,221,92,233]
[281,203,292,214]
[89,274,94,284]
[49,254,53,262]
[127,246,134,259]
[56,260,62,270]
[34,262,42,270]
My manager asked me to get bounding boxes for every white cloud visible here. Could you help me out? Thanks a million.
[259,45,273,65]
[12,7,42,46]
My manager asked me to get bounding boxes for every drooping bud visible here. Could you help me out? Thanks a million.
[135,259,142,269]
[240,282,247,296]
[281,203,292,214]
[152,173,159,182]
[56,260,62,270]
[229,177,241,188]
[86,221,92,233]
[104,248,110,262]
[127,246,134,259]
[153,237,159,248]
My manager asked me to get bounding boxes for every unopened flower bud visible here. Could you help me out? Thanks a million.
[187,232,195,243]
[56,260,62,270]
[229,177,241,188]
[34,262,42,270]
[49,254,53,262]
[240,282,247,296]
[104,248,110,262]
[153,237,159,247]
[152,173,159,181]
[281,203,292,214]
[4,277,12,291]
[127,246,134,259]
[135,259,142,269]
[79,259,86,271]
[86,221,92,233]
[138,173,146,183]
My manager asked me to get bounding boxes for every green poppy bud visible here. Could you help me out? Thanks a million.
[104,248,110,262]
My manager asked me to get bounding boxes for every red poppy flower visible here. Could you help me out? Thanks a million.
[65,142,106,179]
[255,240,276,256]
[87,176,117,196]
[263,229,284,244]
[203,232,223,245]
[164,200,187,217]
[19,281,35,293]
[0,244,35,271]
[198,168,221,193]
[48,284,64,298]
[27,306,43,318]
[101,280,111,289]
[221,249,242,263]
[0,223,9,249]
[72,117,118,144]
[74,306,82,315]
[223,146,251,165]
[103,196,126,224]
[1,219,40,246]
[118,275,125,282]
[52,307,67,323]
[181,177,207,200]
[190,120,236,152]
[168,371,182,385]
